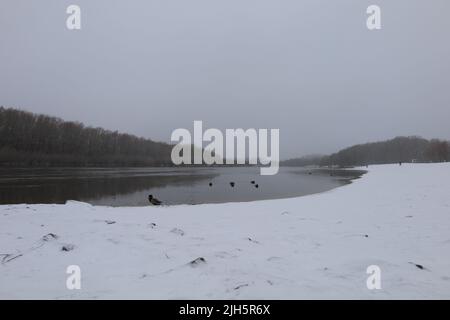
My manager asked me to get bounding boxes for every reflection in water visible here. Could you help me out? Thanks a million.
[0,167,365,206]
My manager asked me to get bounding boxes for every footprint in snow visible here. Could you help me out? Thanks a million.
[61,244,75,252]
[170,228,185,236]
[42,233,59,241]
[141,257,207,278]
[0,253,23,265]
[234,283,249,291]
[247,237,260,244]
[409,262,428,270]
[188,257,206,267]
[4,233,62,263]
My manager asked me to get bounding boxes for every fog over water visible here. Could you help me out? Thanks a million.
[1,1,449,159]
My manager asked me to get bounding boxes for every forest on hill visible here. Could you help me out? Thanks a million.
[283,136,450,167]
[2,107,449,168]
[0,107,173,167]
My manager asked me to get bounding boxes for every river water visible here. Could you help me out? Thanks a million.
[0,167,365,206]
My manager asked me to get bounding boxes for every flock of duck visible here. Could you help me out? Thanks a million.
[215,180,259,188]
[148,180,260,206]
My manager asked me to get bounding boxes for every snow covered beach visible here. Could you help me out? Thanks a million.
[1,163,449,299]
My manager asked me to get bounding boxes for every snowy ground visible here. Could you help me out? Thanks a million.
[1,163,449,299]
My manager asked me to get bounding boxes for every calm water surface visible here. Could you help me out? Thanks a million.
[0,167,365,206]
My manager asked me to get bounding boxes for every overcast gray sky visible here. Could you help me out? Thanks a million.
[1,0,449,159]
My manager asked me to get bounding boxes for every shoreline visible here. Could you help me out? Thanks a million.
[1,163,450,299]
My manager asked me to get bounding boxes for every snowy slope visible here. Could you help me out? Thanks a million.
[1,163,449,299]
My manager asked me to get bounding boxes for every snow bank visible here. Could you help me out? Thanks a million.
[1,163,449,299]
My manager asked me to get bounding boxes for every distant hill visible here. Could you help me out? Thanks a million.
[282,136,450,167]
[0,107,173,167]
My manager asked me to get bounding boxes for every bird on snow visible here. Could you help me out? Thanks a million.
[148,195,162,206]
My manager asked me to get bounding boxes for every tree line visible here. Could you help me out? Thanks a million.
[283,136,450,167]
[0,107,173,167]
[2,107,449,168]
